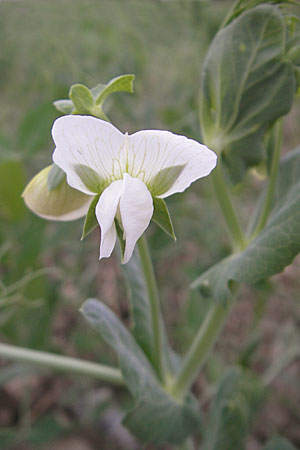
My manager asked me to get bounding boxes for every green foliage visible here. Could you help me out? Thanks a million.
[81,299,201,445]
[192,146,300,302]
[69,84,95,114]
[201,368,265,450]
[54,74,135,120]
[200,5,296,184]
[120,248,155,362]
[94,74,135,105]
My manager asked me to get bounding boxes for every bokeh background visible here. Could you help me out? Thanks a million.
[0,0,300,449]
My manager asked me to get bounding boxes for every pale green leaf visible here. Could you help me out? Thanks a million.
[53,99,74,114]
[192,147,300,302]
[200,5,296,184]
[47,164,65,191]
[81,195,99,240]
[90,83,106,100]
[95,74,135,105]
[81,299,201,444]
[69,84,94,114]
[152,197,176,240]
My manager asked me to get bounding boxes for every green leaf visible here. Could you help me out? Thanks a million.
[69,84,95,114]
[149,164,185,196]
[202,368,265,450]
[81,299,201,444]
[152,197,176,240]
[0,159,26,222]
[81,195,99,240]
[90,83,106,100]
[263,436,297,450]
[120,247,155,363]
[192,146,300,303]
[53,99,74,114]
[47,164,65,191]
[200,5,296,184]
[119,245,179,374]
[95,74,135,105]
[286,15,300,66]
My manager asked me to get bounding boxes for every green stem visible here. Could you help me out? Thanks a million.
[252,120,283,237]
[169,301,233,401]
[211,162,246,251]
[137,234,165,382]
[0,342,124,386]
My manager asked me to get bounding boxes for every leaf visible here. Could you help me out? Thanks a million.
[119,244,179,374]
[69,84,95,115]
[90,83,106,100]
[152,197,176,240]
[81,299,201,444]
[120,247,155,362]
[200,5,296,184]
[53,99,74,114]
[47,164,65,191]
[81,194,99,240]
[263,436,297,450]
[192,147,300,303]
[0,159,26,221]
[202,368,265,450]
[149,164,185,196]
[95,74,135,105]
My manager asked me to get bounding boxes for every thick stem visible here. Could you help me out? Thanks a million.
[0,343,124,386]
[137,235,165,382]
[252,120,283,237]
[211,162,246,251]
[169,301,233,401]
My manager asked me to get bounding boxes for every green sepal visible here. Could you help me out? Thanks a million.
[53,99,74,114]
[148,164,185,197]
[152,197,176,240]
[95,74,135,105]
[115,219,125,260]
[81,194,100,240]
[69,84,95,115]
[47,164,65,191]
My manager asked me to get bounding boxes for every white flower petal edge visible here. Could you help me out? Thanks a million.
[128,130,217,198]
[119,174,153,263]
[52,115,125,195]
[95,174,153,264]
[95,180,123,259]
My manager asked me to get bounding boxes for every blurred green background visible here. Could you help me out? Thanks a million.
[0,1,299,449]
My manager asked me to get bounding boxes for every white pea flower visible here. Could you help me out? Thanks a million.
[52,115,217,263]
